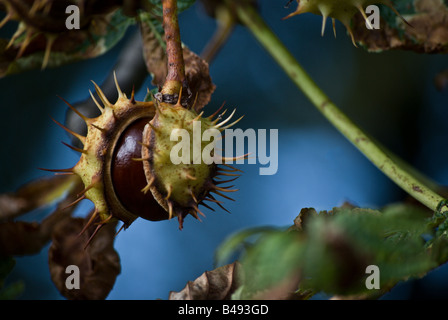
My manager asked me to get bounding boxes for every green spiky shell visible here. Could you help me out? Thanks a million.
[141,101,218,228]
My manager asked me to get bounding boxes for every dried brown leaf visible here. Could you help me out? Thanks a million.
[169,262,241,300]
[353,0,448,53]
[0,176,83,256]
[140,20,215,112]
[183,47,216,113]
[140,19,167,88]
[0,175,78,221]
[48,216,120,300]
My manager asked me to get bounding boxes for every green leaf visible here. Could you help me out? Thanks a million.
[215,227,277,267]
[237,230,304,299]
[218,204,438,299]
[300,206,435,295]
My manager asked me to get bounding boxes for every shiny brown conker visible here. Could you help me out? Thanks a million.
[111,117,168,221]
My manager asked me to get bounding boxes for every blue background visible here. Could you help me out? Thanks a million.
[1,1,448,299]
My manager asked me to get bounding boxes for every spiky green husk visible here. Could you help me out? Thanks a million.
[285,0,407,45]
[147,102,215,202]
[142,99,242,229]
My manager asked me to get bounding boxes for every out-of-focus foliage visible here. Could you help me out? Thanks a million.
[48,216,120,300]
[214,204,440,299]
[0,175,81,257]
[0,2,131,76]
[0,257,23,299]
[353,0,448,53]
[0,0,197,77]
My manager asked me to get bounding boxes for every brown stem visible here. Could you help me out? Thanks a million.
[161,0,185,96]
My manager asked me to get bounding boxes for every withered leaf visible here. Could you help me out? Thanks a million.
[139,13,167,89]
[169,262,241,300]
[0,177,83,256]
[0,175,79,221]
[48,216,120,300]
[139,16,216,112]
[352,0,448,53]
[183,47,216,113]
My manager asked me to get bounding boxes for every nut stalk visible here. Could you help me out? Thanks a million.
[161,0,185,97]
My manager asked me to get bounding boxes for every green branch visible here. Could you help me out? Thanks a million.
[231,2,445,213]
